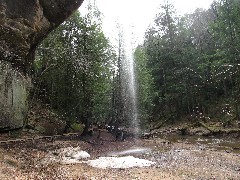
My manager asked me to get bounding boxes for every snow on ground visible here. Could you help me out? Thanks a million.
[41,147,90,164]
[41,146,155,169]
[87,156,155,169]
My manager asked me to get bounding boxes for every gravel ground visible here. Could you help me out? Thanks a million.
[0,132,239,179]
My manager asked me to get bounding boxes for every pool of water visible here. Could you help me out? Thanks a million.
[157,133,240,153]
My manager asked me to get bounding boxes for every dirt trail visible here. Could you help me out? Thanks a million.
[0,131,239,179]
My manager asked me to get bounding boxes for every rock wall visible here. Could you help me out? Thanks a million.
[0,0,84,130]
[0,62,30,130]
[0,0,84,71]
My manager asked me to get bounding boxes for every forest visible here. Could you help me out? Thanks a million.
[1,0,240,179]
[30,0,240,133]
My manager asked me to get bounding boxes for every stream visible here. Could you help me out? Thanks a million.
[157,133,240,153]
[1,130,240,179]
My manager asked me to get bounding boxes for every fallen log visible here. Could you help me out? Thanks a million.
[198,122,240,135]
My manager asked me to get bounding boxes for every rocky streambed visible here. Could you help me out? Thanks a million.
[0,131,239,179]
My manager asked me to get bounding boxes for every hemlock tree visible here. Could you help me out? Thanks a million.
[35,6,115,133]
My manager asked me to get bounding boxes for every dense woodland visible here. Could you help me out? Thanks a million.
[136,0,240,127]
[32,0,240,132]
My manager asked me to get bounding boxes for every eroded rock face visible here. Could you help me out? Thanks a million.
[0,0,84,130]
[0,62,30,130]
[0,0,84,71]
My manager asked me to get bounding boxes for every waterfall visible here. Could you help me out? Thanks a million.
[126,51,138,134]
[119,30,139,135]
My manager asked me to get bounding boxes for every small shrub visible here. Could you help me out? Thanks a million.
[71,123,83,132]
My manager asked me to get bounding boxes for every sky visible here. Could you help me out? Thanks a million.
[79,0,214,46]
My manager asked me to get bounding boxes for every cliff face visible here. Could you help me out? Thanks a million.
[0,0,84,130]
[0,62,30,130]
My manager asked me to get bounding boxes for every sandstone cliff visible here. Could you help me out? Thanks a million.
[0,0,84,130]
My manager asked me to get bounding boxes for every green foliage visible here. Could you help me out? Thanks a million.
[138,0,240,124]
[134,46,154,125]
[33,0,240,129]
[71,122,84,132]
[34,5,116,128]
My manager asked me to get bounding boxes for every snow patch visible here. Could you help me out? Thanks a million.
[87,156,155,169]
[41,146,90,164]
[41,147,155,169]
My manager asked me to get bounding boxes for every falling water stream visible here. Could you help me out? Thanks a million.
[123,48,139,133]
[119,26,139,135]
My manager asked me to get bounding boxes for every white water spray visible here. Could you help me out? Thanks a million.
[125,49,139,133]
[120,28,139,134]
